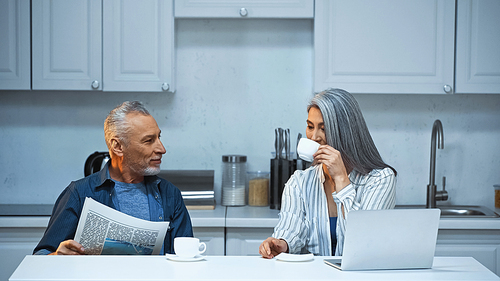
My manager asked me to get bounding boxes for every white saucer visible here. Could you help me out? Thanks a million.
[275,253,314,262]
[165,254,205,262]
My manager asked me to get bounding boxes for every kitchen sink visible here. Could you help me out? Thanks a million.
[395,205,499,218]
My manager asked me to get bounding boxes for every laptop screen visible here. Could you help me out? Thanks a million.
[326,208,440,271]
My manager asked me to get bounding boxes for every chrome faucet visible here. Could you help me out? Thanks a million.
[426,120,448,208]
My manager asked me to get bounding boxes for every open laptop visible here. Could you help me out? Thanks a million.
[324,208,441,271]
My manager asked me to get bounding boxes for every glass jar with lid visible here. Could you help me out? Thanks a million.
[221,155,247,206]
[247,171,270,206]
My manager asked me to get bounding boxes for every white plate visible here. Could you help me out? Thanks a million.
[275,253,314,262]
[165,254,205,262]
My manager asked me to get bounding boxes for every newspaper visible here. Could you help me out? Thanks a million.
[74,197,169,255]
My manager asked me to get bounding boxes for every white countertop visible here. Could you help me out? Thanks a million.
[2,205,500,230]
[226,206,280,227]
[0,206,226,228]
[439,217,500,229]
[0,216,50,228]
[187,204,226,227]
[225,206,500,229]
[9,255,499,281]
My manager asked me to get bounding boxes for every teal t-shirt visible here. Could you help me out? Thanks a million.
[112,180,150,221]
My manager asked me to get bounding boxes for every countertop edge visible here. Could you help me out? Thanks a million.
[2,206,500,230]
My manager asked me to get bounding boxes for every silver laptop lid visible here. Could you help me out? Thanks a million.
[340,208,440,271]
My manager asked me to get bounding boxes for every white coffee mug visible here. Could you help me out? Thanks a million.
[174,237,206,258]
[297,138,320,162]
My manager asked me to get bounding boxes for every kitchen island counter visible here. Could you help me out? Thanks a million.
[9,255,500,281]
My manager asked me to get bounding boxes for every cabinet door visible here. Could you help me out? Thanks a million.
[32,0,102,91]
[314,0,455,94]
[0,227,45,281]
[436,229,500,276]
[103,0,174,92]
[174,0,313,18]
[435,244,499,276]
[226,228,273,256]
[0,0,30,90]
[193,227,225,255]
[455,0,500,94]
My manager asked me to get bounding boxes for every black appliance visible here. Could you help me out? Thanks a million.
[84,151,110,177]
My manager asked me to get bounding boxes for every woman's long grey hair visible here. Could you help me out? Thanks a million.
[308,88,396,175]
[104,101,150,149]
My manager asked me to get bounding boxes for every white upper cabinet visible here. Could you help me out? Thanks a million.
[32,0,102,91]
[32,0,174,92]
[455,0,500,94]
[0,0,30,90]
[103,0,174,92]
[314,0,456,94]
[174,0,313,18]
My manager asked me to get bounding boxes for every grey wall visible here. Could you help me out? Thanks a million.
[1,19,499,210]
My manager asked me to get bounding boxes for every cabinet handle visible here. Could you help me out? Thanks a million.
[162,83,170,91]
[239,8,248,17]
[443,84,452,93]
[91,80,99,89]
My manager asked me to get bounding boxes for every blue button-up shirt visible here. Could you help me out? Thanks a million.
[34,163,193,255]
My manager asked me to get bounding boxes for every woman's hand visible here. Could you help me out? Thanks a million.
[49,240,85,255]
[259,237,288,259]
[313,145,350,192]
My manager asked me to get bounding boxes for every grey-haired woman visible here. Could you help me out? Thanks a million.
[259,88,397,258]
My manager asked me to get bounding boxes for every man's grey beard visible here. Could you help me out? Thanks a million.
[143,166,161,176]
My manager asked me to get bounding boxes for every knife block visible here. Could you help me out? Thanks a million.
[270,159,296,210]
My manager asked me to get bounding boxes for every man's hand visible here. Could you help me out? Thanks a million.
[259,237,288,259]
[49,240,85,255]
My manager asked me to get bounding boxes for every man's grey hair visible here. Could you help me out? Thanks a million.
[104,101,150,149]
[308,88,396,175]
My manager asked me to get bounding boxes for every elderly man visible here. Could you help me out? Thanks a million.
[34,101,193,255]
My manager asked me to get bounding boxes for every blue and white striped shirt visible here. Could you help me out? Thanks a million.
[272,164,396,256]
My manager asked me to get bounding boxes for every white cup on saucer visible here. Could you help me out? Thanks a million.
[297,138,320,162]
[174,237,206,258]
